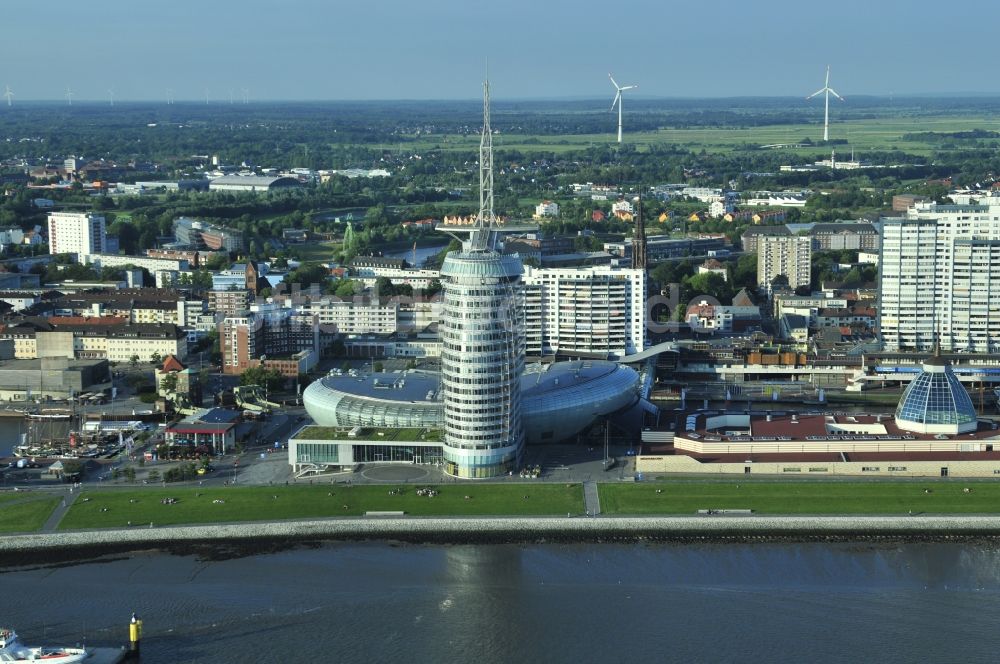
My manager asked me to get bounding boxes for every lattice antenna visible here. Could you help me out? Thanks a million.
[472,78,496,251]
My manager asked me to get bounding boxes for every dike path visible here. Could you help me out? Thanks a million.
[6,515,1000,556]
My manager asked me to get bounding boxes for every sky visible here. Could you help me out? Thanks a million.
[2,0,998,102]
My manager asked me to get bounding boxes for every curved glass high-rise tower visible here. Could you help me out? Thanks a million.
[439,80,526,478]
[440,251,525,477]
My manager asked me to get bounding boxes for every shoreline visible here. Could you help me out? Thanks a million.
[6,515,1000,562]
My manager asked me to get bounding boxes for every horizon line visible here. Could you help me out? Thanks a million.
[4,92,1000,105]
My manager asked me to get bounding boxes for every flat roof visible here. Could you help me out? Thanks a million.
[643,450,1000,464]
[190,408,241,424]
[167,423,234,434]
[683,411,1000,443]
[296,426,442,442]
[0,358,107,370]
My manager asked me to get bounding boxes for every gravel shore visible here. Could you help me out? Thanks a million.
[7,515,1000,555]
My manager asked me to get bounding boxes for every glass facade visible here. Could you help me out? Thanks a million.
[895,362,978,433]
[440,250,525,478]
[294,442,340,465]
[352,444,442,464]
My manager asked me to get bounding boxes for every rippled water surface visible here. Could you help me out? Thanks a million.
[3,541,1000,663]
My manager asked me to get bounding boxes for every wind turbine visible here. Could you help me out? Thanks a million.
[609,72,637,143]
[241,87,249,104]
[108,88,115,107]
[806,65,844,142]
[166,88,174,105]
[65,87,74,106]
[3,85,12,107]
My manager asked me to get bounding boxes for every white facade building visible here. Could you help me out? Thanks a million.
[879,202,1000,352]
[0,227,25,248]
[47,212,106,258]
[757,235,812,292]
[350,267,441,290]
[296,298,399,335]
[522,265,646,357]
[680,187,724,204]
[533,200,559,219]
[611,199,634,216]
[83,254,189,273]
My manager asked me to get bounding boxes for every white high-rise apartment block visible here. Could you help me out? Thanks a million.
[522,265,646,357]
[879,202,1000,352]
[757,235,812,292]
[47,212,106,258]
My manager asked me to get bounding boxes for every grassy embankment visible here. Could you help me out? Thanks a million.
[12,479,1000,533]
[58,483,584,529]
[0,493,61,533]
[600,481,1000,515]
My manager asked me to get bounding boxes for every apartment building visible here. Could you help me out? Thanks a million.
[47,212,106,257]
[757,235,812,292]
[521,265,646,357]
[879,202,1000,352]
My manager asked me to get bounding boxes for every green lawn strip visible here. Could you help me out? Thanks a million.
[599,481,1000,515]
[0,495,61,533]
[58,484,585,529]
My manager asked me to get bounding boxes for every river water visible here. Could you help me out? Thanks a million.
[2,541,1000,663]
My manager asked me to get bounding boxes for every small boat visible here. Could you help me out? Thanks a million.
[0,627,88,663]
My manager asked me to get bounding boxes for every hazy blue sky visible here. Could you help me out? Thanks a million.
[2,0,996,101]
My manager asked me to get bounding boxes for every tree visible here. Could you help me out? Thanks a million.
[732,253,758,290]
[150,351,162,366]
[159,372,178,395]
[240,365,285,392]
[333,280,357,298]
[129,355,140,368]
[375,277,395,297]
[373,361,384,373]
[770,274,790,290]
[685,271,733,304]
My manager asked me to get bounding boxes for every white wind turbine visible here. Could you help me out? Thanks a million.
[609,73,637,143]
[64,87,74,106]
[108,88,115,107]
[806,65,844,142]
[241,87,249,104]
[3,85,12,107]
[166,88,174,105]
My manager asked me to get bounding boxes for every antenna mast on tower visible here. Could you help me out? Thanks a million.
[472,79,497,252]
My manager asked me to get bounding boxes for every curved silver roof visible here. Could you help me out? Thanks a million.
[303,360,640,443]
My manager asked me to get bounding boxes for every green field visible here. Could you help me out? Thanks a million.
[600,481,1000,515]
[405,115,1000,157]
[293,241,339,265]
[58,484,585,529]
[0,493,61,533]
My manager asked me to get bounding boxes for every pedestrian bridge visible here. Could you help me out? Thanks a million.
[620,341,680,364]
